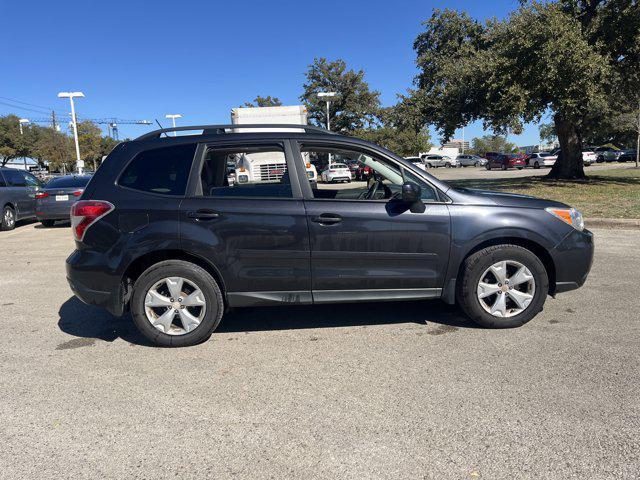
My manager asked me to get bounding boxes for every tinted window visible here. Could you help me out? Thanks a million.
[119,144,196,195]
[0,171,6,188]
[23,172,40,187]
[3,169,27,187]
[198,145,292,198]
[46,176,92,188]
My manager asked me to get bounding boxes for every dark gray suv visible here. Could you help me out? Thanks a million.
[0,167,42,230]
[66,124,594,347]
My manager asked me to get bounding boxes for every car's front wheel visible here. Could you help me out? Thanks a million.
[41,220,55,228]
[1,205,16,231]
[458,245,548,328]
[131,260,224,347]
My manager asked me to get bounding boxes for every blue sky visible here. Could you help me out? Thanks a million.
[0,0,543,145]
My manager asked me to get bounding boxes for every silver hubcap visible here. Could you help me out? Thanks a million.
[144,277,206,335]
[477,261,536,318]
[4,209,14,227]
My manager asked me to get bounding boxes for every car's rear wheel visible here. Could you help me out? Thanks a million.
[1,205,16,231]
[458,245,548,328]
[41,220,55,228]
[131,260,224,347]
[474,161,480,167]
[533,161,540,169]
[501,164,507,171]
[485,164,491,170]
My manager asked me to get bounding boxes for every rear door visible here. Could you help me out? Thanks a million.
[292,141,451,301]
[2,169,34,218]
[180,140,311,306]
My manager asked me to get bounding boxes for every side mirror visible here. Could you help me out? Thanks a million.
[401,182,421,204]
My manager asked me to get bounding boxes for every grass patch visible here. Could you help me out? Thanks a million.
[448,167,640,219]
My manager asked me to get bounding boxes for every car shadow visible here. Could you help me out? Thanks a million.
[58,296,478,347]
[34,220,70,229]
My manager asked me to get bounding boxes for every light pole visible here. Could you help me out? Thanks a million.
[165,114,183,136]
[58,91,85,174]
[317,92,337,131]
[18,118,29,135]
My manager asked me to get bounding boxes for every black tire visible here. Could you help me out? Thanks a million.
[130,260,224,347]
[1,205,16,231]
[41,220,55,228]
[474,161,480,167]
[457,245,548,328]
[597,155,604,163]
[501,164,507,171]
[533,162,540,169]
[485,164,491,170]
[445,163,452,168]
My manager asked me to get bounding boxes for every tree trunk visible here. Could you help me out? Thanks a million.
[547,116,585,179]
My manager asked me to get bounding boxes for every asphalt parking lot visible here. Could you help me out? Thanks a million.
[1,222,639,479]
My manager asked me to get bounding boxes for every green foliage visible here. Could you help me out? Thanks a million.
[33,128,73,171]
[300,58,381,132]
[412,1,640,179]
[469,135,517,155]
[352,127,432,157]
[243,96,283,108]
[0,115,31,166]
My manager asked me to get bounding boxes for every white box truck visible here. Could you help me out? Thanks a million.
[230,105,317,184]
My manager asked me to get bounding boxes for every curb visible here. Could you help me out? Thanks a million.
[586,218,640,230]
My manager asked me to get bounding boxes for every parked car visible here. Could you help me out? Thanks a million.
[35,175,92,227]
[485,153,526,170]
[527,152,557,169]
[554,149,595,166]
[321,163,351,183]
[594,146,622,163]
[65,124,594,347]
[354,164,374,181]
[420,154,459,168]
[618,149,636,162]
[456,154,486,167]
[0,167,42,231]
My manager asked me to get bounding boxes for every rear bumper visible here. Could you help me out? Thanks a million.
[36,202,73,221]
[550,228,594,294]
[66,250,125,317]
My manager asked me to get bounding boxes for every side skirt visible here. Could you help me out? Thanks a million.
[227,288,442,307]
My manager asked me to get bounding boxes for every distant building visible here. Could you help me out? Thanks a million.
[4,157,39,171]
[442,139,470,152]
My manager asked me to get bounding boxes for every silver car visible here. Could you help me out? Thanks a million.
[420,154,459,168]
[456,154,487,167]
[0,167,42,231]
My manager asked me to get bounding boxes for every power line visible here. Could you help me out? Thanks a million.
[0,100,53,115]
[0,95,54,111]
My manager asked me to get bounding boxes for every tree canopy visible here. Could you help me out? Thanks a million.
[469,135,517,155]
[300,58,381,133]
[243,95,283,108]
[412,0,640,179]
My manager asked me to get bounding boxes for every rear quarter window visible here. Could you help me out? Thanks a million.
[119,143,196,196]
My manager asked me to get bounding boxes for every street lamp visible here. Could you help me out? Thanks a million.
[317,92,337,131]
[165,114,183,136]
[18,118,29,135]
[58,91,85,174]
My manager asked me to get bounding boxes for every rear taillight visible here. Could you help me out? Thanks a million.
[35,192,49,199]
[73,189,84,197]
[70,200,114,242]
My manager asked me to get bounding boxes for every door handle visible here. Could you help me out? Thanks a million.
[311,213,343,225]
[187,209,221,221]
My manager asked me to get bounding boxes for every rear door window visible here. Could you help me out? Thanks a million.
[4,169,27,187]
[0,171,6,188]
[119,143,196,196]
[198,145,292,198]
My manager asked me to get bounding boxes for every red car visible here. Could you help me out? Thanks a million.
[485,153,526,170]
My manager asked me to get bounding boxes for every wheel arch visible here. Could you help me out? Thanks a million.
[441,236,556,305]
[122,249,227,304]
[458,237,556,295]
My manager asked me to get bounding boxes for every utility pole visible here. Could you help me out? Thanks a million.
[636,101,639,169]
[58,92,85,174]
[51,110,58,131]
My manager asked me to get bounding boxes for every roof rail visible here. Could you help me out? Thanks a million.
[135,124,334,141]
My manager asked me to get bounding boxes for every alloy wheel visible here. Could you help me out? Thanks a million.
[4,208,15,228]
[144,277,207,335]
[476,260,536,318]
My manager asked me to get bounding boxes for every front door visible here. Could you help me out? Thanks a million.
[181,141,311,306]
[293,141,451,302]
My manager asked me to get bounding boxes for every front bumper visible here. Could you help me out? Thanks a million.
[550,228,594,294]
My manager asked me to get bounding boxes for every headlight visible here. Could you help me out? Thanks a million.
[545,207,584,231]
